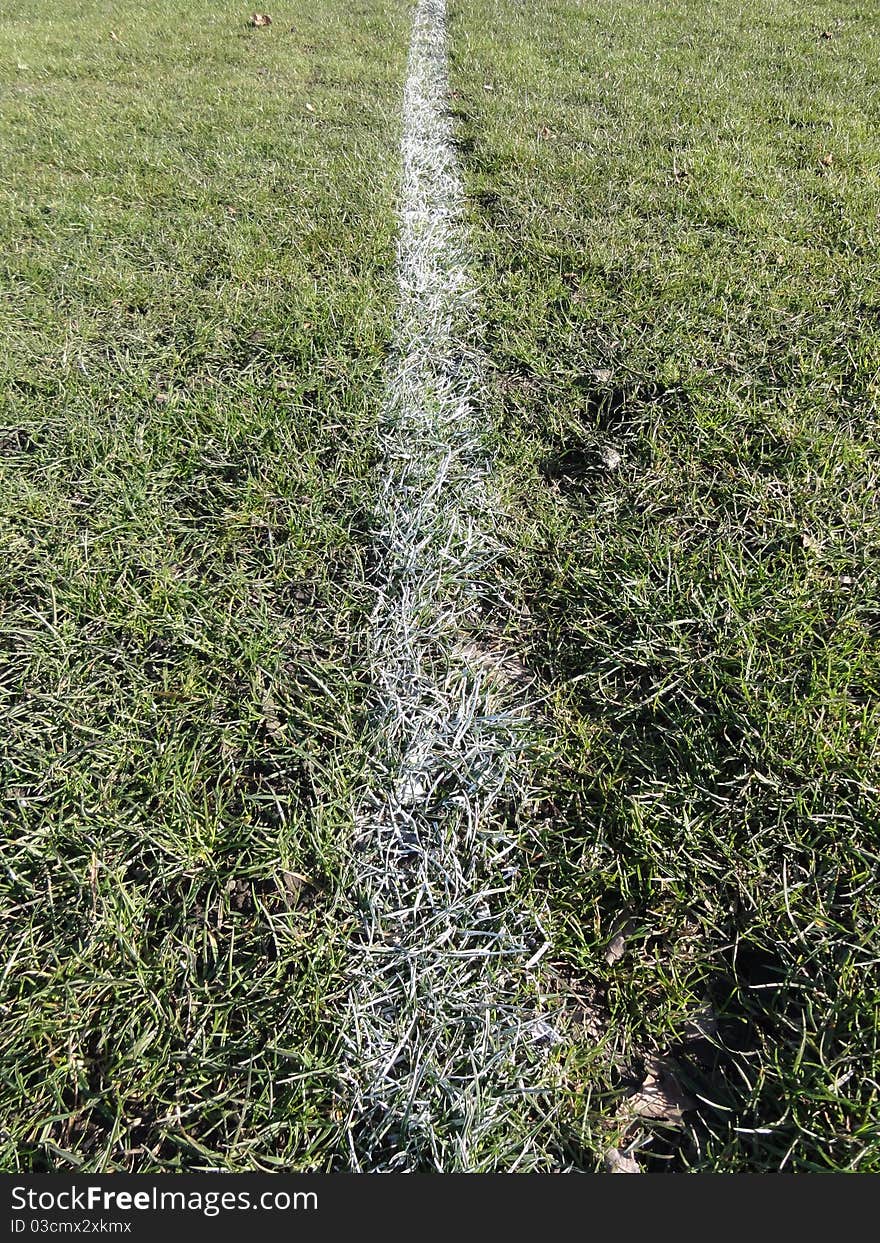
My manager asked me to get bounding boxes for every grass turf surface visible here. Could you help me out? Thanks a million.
[0,0,410,1171]
[2,0,878,1174]
[449,0,880,1171]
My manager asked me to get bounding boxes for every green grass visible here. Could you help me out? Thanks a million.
[3,0,879,1175]
[0,0,410,1171]
[449,0,880,1171]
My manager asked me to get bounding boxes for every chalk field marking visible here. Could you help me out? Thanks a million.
[340,0,560,1172]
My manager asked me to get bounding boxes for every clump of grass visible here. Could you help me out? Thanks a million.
[449,0,880,1171]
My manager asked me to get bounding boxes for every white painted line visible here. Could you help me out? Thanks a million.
[340,0,560,1172]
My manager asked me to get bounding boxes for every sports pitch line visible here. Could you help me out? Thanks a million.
[339,0,562,1172]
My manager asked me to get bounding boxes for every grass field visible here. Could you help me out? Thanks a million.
[0,0,410,1171]
[449,0,880,1171]
[1,0,878,1174]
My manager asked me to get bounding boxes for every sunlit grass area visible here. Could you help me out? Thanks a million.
[449,0,880,1172]
[3,0,878,1175]
[0,0,409,1171]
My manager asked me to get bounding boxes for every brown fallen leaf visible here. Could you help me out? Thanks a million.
[605,931,626,964]
[538,125,555,140]
[278,870,311,910]
[818,151,834,168]
[604,1147,640,1174]
[249,12,272,27]
[604,915,638,962]
[261,687,284,739]
[628,1057,696,1123]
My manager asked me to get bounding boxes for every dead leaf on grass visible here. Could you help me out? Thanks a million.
[604,915,638,962]
[249,12,272,27]
[628,1057,696,1123]
[278,870,312,910]
[604,1147,641,1173]
[260,687,284,740]
[605,931,627,964]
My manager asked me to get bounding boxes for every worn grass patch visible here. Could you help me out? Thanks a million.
[449,0,880,1172]
[0,0,410,1171]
